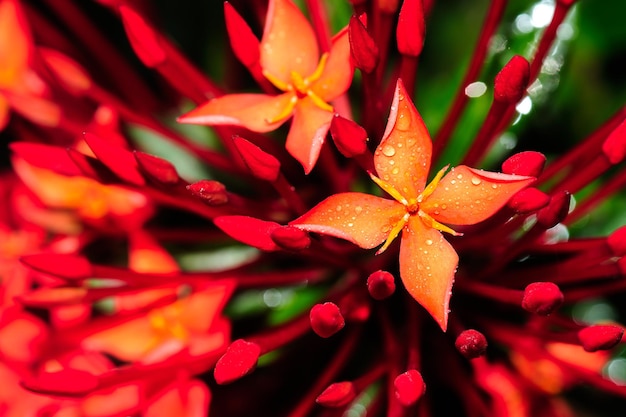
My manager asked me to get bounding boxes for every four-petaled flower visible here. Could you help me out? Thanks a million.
[291,80,535,330]
[178,0,352,173]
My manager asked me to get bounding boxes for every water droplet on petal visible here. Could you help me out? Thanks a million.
[382,145,396,156]
[396,113,410,131]
[425,239,433,246]
[392,167,400,175]
[471,177,482,185]
[355,206,363,214]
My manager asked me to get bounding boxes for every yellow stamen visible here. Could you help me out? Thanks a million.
[307,89,334,112]
[418,165,449,203]
[265,94,298,124]
[418,210,462,236]
[377,212,410,254]
[370,173,409,205]
[263,69,292,92]
[307,53,329,84]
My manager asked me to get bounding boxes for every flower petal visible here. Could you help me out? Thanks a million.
[399,216,458,331]
[312,27,352,102]
[290,193,405,249]
[421,165,535,225]
[375,79,432,201]
[178,92,294,133]
[0,0,30,88]
[286,97,333,173]
[260,0,319,84]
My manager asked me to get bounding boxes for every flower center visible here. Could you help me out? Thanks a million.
[263,53,334,124]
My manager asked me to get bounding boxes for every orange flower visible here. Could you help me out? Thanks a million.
[178,0,352,173]
[291,80,534,330]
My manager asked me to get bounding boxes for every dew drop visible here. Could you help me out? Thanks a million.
[451,180,456,185]
[348,223,354,227]
[382,144,396,156]
[457,174,463,179]
[425,239,433,246]
[396,113,410,130]
[392,167,400,175]
[336,205,342,211]
[355,206,363,214]
[492,184,498,189]
[441,204,447,210]
[471,177,482,185]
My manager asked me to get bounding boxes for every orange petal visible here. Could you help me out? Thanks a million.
[286,96,333,173]
[312,27,353,102]
[0,0,30,88]
[374,79,432,201]
[399,216,458,331]
[178,92,295,132]
[290,192,406,249]
[421,165,535,225]
[82,317,156,362]
[129,230,179,274]
[0,96,9,130]
[260,0,319,85]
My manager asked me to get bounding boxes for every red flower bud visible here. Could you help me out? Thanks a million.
[522,282,564,315]
[214,215,281,251]
[366,270,396,300]
[507,188,550,213]
[536,191,570,229]
[455,329,488,359]
[232,136,281,182]
[20,254,93,280]
[394,370,425,407]
[316,381,356,407]
[330,114,369,157]
[502,151,546,177]
[39,48,92,94]
[224,2,260,68]
[494,55,530,104]
[310,302,345,338]
[84,132,145,186]
[10,142,82,177]
[23,369,99,396]
[396,0,425,57]
[134,151,180,184]
[271,226,311,250]
[607,226,626,257]
[214,339,261,384]
[348,15,378,73]
[187,180,229,205]
[578,325,624,352]
[602,119,626,164]
[119,5,166,67]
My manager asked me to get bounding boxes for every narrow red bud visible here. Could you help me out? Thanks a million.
[522,282,564,315]
[330,114,368,157]
[310,302,345,338]
[224,2,260,67]
[507,188,550,213]
[39,48,92,94]
[232,136,281,182]
[366,270,396,300]
[22,369,99,396]
[10,143,82,177]
[502,151,546,176]
[578,325,624,352]
[601,119,626,164]
[187,180,229,205]
[494,55,530,104]
[134,151,180,184]
[214,216,281,251]
[348,15,378,73]
[20,254,93,280]
[84,132,145,186]
[214,339,261,384]
[607,226,626,256]
[455,329,488,359]
[396,0,426,57]
[119,5,167,67]
[536,191,571,228]
[316,382,356,407]
[394,370,425,407]
[271,226,311,250]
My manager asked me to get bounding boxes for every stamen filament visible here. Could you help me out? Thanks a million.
[418,210,462,236]
[265,94,298,124]
[377,213,410,254]
[419,165,449,202]
[369,173,409,205]
[263,69,292,92]
[307,89,334,112]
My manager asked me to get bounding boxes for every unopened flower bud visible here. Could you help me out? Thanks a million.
[602,119,626,164]
[232,136,281,182]
[224,2,260,67]
[349,15,378,73]
[330,114,368,157]
[607,226,626,256]
[455,329,488,359]
[23,369,99,396]
[578,325,624,352]
[119,5,166,67]
[316,381,356,407]
[214,339,261,384]
[522,282,564,315]
[394,370,425,407]
[214,216,280,251]
[310,302,345,338]
[502,151,546,177]
[134,151,180,184]
[508,188,550,213]
[20,254,93,280]
[367,270,396,300]
[494,55,530,104]
[271,226,311,250]
[536,191,570,228]
[187,180,229,205]
[396,0,425,57]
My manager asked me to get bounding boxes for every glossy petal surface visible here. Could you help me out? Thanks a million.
[178,93,294,132]
[286,97,334,173]
[0,0,29,87]
[399,216,458,331]
[260,0,319,83]
[421,165,534,225]
[374,80,432,202]
[291,193,405,249]
[312,28,352,102]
